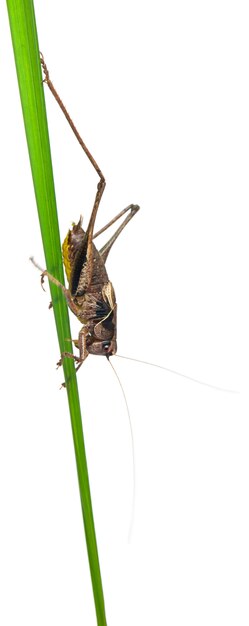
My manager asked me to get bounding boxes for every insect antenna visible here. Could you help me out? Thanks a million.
[115,354,239,394]
[107,356,135,541]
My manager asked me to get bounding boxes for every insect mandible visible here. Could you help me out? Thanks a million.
[32,55,139,374]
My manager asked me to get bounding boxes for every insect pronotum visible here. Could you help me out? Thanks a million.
[32,55,139,374]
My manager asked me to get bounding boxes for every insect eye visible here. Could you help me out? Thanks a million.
[102,341,111,352]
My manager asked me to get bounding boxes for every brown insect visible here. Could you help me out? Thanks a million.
[32,58,229,396]
[33,55,139,373]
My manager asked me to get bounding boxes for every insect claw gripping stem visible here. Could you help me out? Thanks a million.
[57,353,81,369]
[40,52,49,84]
[40,272,47,291]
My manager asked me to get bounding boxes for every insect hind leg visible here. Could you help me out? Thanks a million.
[40,53,106,285]
[94,204,140,262]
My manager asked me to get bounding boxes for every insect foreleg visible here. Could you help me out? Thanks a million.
[57,326,88,372]
[57,352,81,368]
[75,326,89,372]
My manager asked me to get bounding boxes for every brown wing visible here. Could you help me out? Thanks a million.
[62,217,85,282]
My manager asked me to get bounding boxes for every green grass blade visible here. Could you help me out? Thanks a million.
[6,1,107,624]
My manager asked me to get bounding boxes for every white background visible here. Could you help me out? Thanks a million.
[1,1,249,624]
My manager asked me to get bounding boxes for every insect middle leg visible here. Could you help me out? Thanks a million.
[30,257,80,318]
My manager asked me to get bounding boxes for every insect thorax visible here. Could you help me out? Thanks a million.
[62,217,116,344]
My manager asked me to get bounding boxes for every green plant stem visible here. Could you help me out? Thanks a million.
[6,1,107,624]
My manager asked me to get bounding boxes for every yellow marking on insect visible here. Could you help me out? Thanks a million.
[62,231,72,283]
